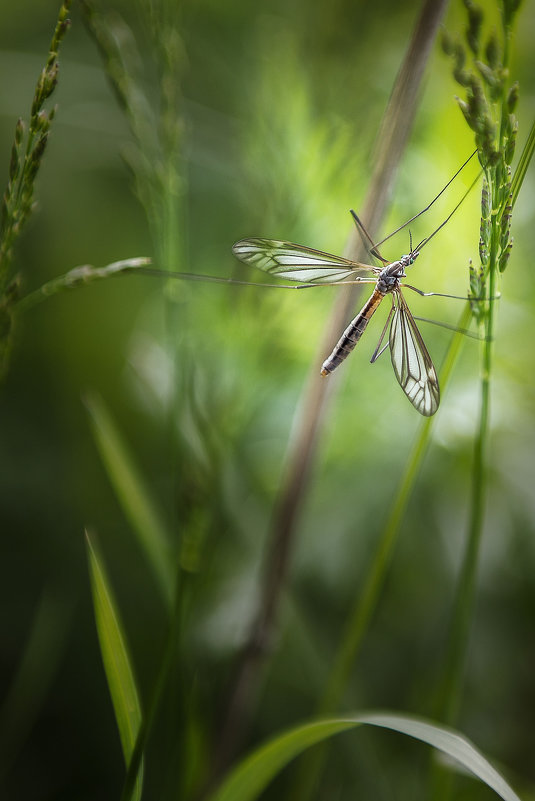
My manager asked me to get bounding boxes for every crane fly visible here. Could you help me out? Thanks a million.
[232,229,440,415]
[231,152,479,417]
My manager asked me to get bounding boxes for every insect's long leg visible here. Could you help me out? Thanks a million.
[132,266,378,290]
[402,284,501,301]
[370,298,395,363]
[411,315,486,341]
[372,149,478,250]
[350,210,389,264]
[401,283,501,301]
[414,171,482,252]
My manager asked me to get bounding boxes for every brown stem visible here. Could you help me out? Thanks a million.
[212,0,450,779]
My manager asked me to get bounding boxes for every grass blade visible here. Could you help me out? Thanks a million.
[85,392,175,608]
[208,712,522,801]
[86,530,144,801]
[15,257,152,312]
[358,713,521,801]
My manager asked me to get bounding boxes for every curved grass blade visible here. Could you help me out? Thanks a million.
[207,712,522,801]
[85,392,174,608]
[16,257,152,312]
[86,530,144,801]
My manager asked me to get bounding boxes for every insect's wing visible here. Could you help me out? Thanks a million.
[389,291,440,417]
[232,238,378,284]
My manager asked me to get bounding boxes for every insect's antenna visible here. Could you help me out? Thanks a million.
[409,229,413,253]
[350,209,388,264]
[372,149,478,250]
[414,171,481,252]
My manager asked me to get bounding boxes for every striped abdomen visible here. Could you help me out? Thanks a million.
[321,288,385,375]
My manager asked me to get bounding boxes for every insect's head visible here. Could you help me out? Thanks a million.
[399,250,419,269]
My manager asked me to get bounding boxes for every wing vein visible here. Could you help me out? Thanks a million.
[389,290,440,416]
[233,238,379,284]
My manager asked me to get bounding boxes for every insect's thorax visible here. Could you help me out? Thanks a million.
[377,251,419,294]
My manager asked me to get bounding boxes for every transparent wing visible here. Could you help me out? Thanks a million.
[232,238,378,284]
[389,291,440,417]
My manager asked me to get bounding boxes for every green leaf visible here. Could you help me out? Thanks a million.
[208,712,522,801]
[86,530,144,801]
[85,392,175,608]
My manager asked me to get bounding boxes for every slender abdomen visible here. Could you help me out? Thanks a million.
[321,288,385,375]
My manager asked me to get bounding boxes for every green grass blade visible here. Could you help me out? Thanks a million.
[358,713,521,801]
[208,712,521,801]
[209,719,356,801]
[86,530,144,801]
[85,392,175,608]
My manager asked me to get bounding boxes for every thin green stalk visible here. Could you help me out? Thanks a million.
[293,306,472,801]
[440,304,493,728]
[432,3,526,796]
[435,173,498,727]
[321,420,434,715]
[430,222,496,801]
[327,312,472,713]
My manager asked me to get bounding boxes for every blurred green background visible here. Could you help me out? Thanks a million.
[0,1,534,799]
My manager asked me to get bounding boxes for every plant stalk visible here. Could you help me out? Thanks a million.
[431,171,499,801]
